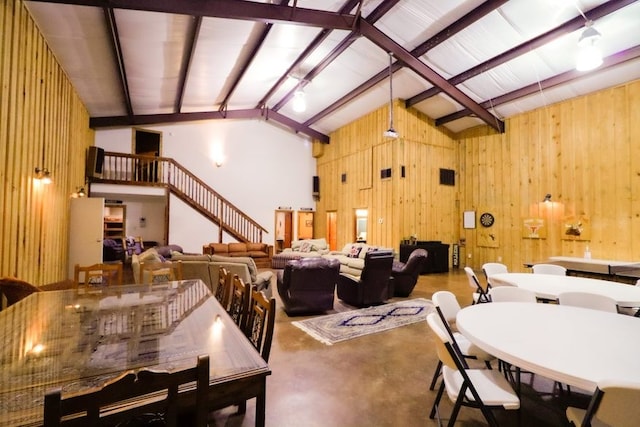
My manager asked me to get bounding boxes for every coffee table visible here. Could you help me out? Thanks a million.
[457,302,640,392]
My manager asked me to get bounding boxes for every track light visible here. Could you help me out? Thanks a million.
[35,167,52,184]
[576,21,602,71]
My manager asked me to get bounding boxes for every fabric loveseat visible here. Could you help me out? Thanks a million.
[131,249,273,297]
[323,242,395,276]
[202,242,273,268]
[280,238,330,258]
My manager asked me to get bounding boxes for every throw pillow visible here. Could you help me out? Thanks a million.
[347,245,362,258]
[299,241,312,253]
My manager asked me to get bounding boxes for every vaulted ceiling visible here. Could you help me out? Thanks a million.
[25,0,640,143]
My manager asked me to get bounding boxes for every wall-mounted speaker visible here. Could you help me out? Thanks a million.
[439,168,455,186]
[85,146,105,178]
[312,175,320,201]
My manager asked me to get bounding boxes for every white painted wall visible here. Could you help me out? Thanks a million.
[94,119,316,253]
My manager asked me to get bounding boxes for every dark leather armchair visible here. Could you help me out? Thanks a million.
[390,248,428,297]
[277,257,340,316]
[336,251,394,307]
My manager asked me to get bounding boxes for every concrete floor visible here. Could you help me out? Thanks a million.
[208,268,590,427]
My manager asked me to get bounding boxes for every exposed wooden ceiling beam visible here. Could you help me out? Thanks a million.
[407,0,636,107]
[175,16,201,113]
[303,0,508,127]
[359,20,504,133]
[26,0,358,30]
[89,109,330,143]
[435,45,640,126]
[103,7,132,118]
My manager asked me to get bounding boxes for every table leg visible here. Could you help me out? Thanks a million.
[255,379,266,427]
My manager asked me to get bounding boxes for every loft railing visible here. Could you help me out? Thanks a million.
[92,152,267,243]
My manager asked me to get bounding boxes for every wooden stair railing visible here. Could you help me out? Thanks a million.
[91,152,267,243]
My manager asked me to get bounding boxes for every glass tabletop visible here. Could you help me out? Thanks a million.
[0,279,268,426]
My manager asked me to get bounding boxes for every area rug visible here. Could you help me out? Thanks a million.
[292,298,434,345]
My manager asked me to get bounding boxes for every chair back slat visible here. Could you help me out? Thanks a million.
[139,261,183,284]
[228,275,251,331]
[245,289,276,362]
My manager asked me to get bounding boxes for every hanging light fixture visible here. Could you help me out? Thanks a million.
[383,52,398,138]
[576,20,602,71]
[292,86,306,113]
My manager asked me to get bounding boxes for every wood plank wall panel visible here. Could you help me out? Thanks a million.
[1,0,93,286]
[458,80,640,271]
[316,100,458,254]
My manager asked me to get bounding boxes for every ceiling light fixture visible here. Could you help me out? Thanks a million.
[383,52,398,139]
[292,86,306,113]
[576,20,602,71]
[35,167,52,184]
[543,194,552,203]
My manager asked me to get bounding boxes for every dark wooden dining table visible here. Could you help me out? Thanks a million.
[0,279,270,426]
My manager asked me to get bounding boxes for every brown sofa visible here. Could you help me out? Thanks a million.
[202,242,273,268]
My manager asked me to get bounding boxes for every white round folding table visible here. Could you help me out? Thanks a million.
[456,302,640,392]
[490,273,640,308]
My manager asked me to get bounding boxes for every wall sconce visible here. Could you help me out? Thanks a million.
[72,186,86,198]
[543,194,552,203]
[35,167,52,184]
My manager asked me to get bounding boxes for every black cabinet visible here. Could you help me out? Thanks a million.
[400,241,449,274]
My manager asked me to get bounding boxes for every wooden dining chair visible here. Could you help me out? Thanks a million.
[139,260,183,284]
[73,263,123,287]
[427,313,520,427]
[215,266,232,310]
[228,275,251,331]
[566,379,640,427]
[0,277,41,310]
[43,354,209,427]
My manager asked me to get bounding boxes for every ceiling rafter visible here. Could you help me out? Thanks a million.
[358,20,504,132]
[303,0,508,127]
[435,44,640,126]
[271,0,401,112]
[89,108,330,143]
[255,0,362,109]
[26,0,359,30]
[406,0,636,107]
[103,7,132,118]
[175,16,201,113]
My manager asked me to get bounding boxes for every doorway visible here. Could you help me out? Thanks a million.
[133,128,162,182]
[326,211,337,251]
[297,211,314,240]
[355,209,368,243]
[274,210,293,253]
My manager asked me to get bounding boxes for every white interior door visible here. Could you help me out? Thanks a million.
[68,197,105,279]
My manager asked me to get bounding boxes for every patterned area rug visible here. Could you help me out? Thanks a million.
[292,298,434,345]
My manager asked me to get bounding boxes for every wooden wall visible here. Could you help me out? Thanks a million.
[458,79,640,271]
[315,100,459,252]
[316,80,640,272]
[1,0,93,285]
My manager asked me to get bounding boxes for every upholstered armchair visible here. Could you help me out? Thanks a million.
[336,251,394,307]
[390,248,428,297]
[277,257,340,316]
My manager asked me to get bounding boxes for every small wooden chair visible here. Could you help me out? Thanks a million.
[215,266,232,310]
[73,263,123,288]
[0,277,41,310]
[228,275,251,331]
[43,354,209,427]
[245,288,276,362]
[139,260,183,284]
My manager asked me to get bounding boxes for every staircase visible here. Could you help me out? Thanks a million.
[90,152,267,243]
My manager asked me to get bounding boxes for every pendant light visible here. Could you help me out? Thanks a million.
[383,52,398,138]
[576,20,603,71]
